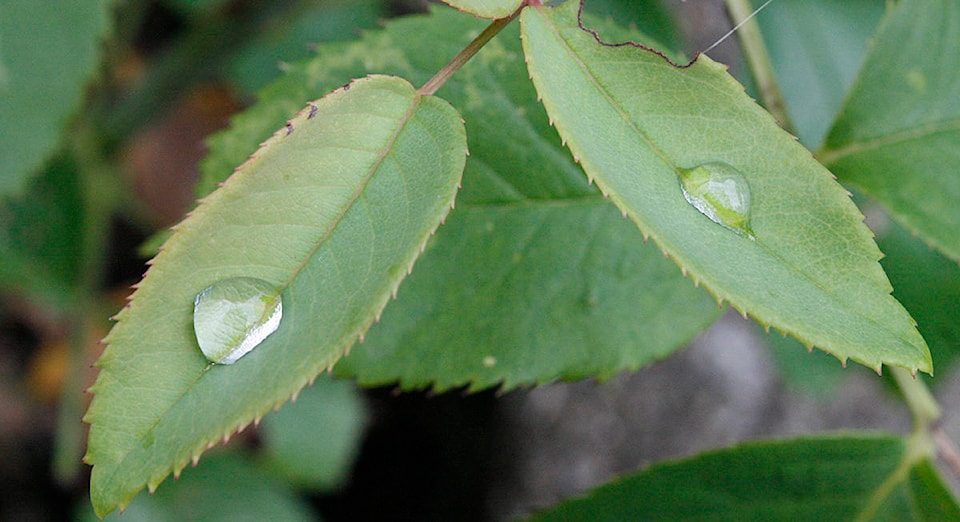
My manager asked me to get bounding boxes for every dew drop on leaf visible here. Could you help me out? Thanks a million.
[193,277,283,364]
[678,162,756,239]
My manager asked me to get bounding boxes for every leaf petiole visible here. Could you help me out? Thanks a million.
[418,4,526,96]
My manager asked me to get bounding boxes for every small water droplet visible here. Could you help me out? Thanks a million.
[193,277,283,364]
[678,162,755,239]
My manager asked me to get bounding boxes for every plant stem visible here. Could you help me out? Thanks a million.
[52,126,119,485]
[891,367,940,431]
[418,5,525,96]
[723,0,795,132]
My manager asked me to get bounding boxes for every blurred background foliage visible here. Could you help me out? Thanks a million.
[2,0,958,520]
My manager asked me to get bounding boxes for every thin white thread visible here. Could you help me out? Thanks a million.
[701,0,776,56]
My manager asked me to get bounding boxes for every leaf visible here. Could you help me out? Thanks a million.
[83,75,467,517]
[876,212,960,378]
[259,375,368,490]
[440,0,523,19]
[755,0,887,147]
[0,0,111,196]
[338,201,723,391]
[77,452,317,522]
[0,153,85,307]
[226,0,385,94]
[763,328,847,397]
[526,434,960,521]
[820,0,960,262]
[520,1,931,374]
[580,0,683,54]
[201,7,722,392]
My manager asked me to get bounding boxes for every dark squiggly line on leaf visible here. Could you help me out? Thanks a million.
[575,0,698,69]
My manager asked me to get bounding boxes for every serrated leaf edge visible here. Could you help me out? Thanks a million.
[85,75,465,516]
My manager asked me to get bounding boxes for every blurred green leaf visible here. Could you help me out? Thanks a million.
[527,435,960,521]
[763,327,847,397]
[0,154,85,306]
[78,452,317,522]
[84,75,466,517]
[876,211,960,378]
[164,0,232,16]
[0,0,110,196]
[520,1,930,374]
[227,0,385,94]
[260,375,368,490]
[581,0,682,54]
[821,0,960,262]
[756,0,887,147]
[202,6,721,392]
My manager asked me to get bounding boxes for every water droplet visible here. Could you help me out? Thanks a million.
[678,162,755,239]
[193,277,283,364]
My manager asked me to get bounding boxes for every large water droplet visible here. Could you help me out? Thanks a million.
[678,162,755,239]
[193,277,283,364]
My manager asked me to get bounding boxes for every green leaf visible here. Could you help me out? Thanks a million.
[77,452,317,522]
[0,0,110,196]
[226,0,385,94]
[876,212,960,378]
[0,154,85,306]
[259,375,368,490]
[520,1,930,374]
[580,0,683,54]
[526,434,960,521]
[763,328,847,397]
[820,0,960,262]
[339,201,722,390]
[755,0,887,147]
[202,7,721,392]
[440,0,522,19]
[83,75,467,517]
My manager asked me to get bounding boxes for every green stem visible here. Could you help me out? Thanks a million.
[723,0,795,132]
[52,126,120,485]
[891,366,940,431]
[418,5,525,96]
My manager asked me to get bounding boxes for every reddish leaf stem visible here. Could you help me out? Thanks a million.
[418,4,526,96]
